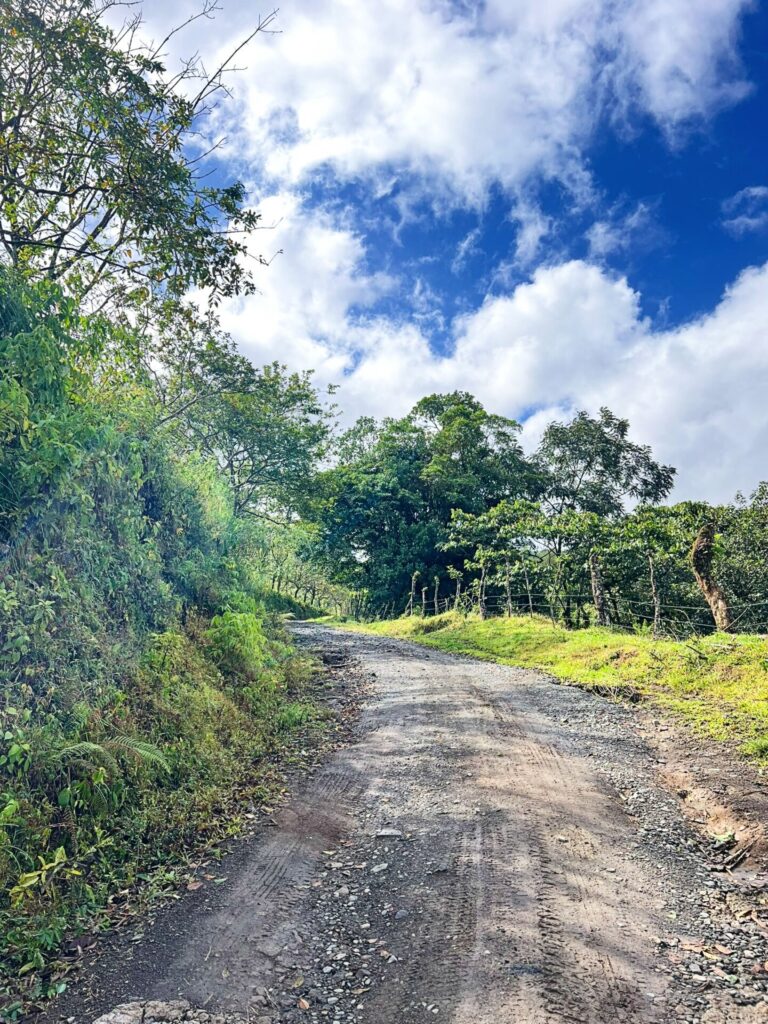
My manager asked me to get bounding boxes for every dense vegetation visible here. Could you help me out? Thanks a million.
[0,1,341,1012]
[311,401,768,637]
[0,254,340,1007]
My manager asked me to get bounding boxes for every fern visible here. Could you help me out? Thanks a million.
[48,736,169,775]
[105,736,170,772]
[52,742,120,777]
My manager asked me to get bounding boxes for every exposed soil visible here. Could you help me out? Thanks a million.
[38,625,768,1024]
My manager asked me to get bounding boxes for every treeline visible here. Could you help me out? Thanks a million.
[309,397,768,636]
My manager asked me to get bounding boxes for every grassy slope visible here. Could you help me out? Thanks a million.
[333,612,768,761]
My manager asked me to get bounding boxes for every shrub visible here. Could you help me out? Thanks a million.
[205,611,270,682]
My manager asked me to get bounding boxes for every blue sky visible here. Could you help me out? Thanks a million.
[148,0,768,501]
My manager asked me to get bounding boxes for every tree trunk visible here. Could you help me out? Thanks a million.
[421,586,428,617]
[454,577,462,610]
[589,550,610,627]
[648,553,661,637]
[523,564,534,617]
[434,576,440,616]
[690,524,733,632]
[503,559,513,617]
[478,567,488,620]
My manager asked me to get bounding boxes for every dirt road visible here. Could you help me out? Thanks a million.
[50,625,768,1024]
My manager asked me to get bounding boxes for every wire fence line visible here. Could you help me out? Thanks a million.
[394,588,768,639]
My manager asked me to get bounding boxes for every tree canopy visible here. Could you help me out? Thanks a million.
[0,0,272,303]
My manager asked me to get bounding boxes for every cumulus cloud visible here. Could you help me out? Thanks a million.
[609,0,752,135]
[139,1,762,503]
[219,199,768,502]
[722,185,768,235]
[142,0,752,208]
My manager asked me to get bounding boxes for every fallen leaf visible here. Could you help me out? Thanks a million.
[186,881,203,891]
[297,998,310,1010]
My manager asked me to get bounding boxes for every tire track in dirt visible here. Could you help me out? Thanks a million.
[45,625,768,1024]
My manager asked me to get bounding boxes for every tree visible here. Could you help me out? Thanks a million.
[690,523,733,632]
[312,393,532,612]
[411,392,532,518]
[0,0,273,303]
[178,361,333,520]
[616,505,697,635]
[0,270,100,536]
[535,407,675,517]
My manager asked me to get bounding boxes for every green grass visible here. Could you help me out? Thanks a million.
[333,611,768,763]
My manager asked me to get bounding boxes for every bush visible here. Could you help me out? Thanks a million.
[205,611,270,682]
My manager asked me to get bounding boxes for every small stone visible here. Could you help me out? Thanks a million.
[145,1002,190,1023]
[93,1004,145,1024]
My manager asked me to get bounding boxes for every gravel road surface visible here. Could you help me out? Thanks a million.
[47,624,768,1024]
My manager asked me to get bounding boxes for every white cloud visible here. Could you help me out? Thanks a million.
[213,192,396,385]
[610,0,753,135]
[143,0,753,208]
[218,199,768,502]
[722,185,768,235]
[586,200,664,258]
[138,1,764,503]
[451,228,482,275]
[510,200,554,266]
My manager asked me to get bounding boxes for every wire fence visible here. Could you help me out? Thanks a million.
[394,589,768,640]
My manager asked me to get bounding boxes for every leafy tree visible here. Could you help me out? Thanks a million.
[180,360,333,519]
[110,298,334,520]
[535,407,675,517]
[715,484,768,630]
[0,0,273,302]
[313,392,531,611]
[410,392,532,518]
[613,505,700,633]
[0,270,102,535]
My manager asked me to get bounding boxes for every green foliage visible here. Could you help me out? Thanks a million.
[0,272,327,1003]
[534,407,676,516]
[0,5,336,1009]
[0,272,99,535]
[312,392,530,611]
[126,300,334,520]
[206,612,270,682]
[0,0,266,301]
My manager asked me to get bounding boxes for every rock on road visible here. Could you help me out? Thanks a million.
[64,625,768,1024]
